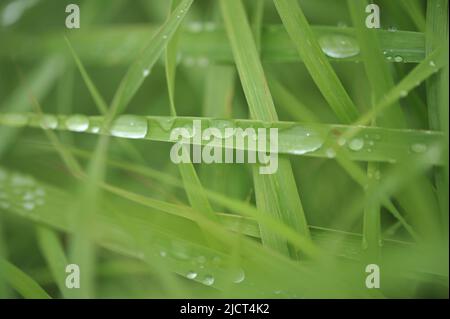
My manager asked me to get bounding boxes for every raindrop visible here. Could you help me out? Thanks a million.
[188,22,202,33]
[337,137,347,146]
[142,68,151,78]
[411,143,427,153]
[429,60,436,67]
[23,202,35,211]
[318,34,360,59]
[66,115,89,132]
[202,275,215,286]
[157,118,175,131]
[394,56,403,62]
[348,138,364,151]
[326,148,336,158]
[400,90,408,98]
[110,115,148,139]
[40,115,58,130]
[232,268,245,284]
[186,271,198,280]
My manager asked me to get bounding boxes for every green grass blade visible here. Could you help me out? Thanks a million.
[0,258,51,299]
[426,0,449,230]
[220,0,310,258]
[107,0,193,119]
[0,56,64,157]
[273,0,359,123]
[36,227,72,298]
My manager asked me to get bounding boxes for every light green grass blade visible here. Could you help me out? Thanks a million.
[426,0,449,231]
[220,0,310,258]
[36,227,72,298]
[3,26,427,64]
[400,0,426,32]
[0,258,51,299]
[164,0,219,225]
[273,0,359,123]
[107,0,193,120]
[349,48,446,131]
[0,113,444,165]
[0,56,64,157]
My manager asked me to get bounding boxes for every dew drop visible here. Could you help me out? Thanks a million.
[142,68,151,78]
[40,115,58,130]
[23,202,35,211]
[337,137,347,146]
[66,115,89,132]
[411,143,427,153]
[157,118,175,131]
[429,60,436,67]
[188,22,202,33]
[394,56,403,62]
[186,271,198,280]
[400,90,408,98]
[348,138,364,151]
[318,34,360,59]
[326,148,336,158]
[202,275,215,286]
[110,115,148,139]
[232,268,245,284]
[159,251,167,257]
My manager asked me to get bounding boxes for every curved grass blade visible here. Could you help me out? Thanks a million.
[106,0,193,121]
[0,258,51,299]
[273,0,359,123]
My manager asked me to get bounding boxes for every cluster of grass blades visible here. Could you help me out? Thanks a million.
[0,0,448,298]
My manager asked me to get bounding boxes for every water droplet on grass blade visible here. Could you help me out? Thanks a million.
[411,143,427,153]
[142,68,151,78]
[232,268,245,284]
[318,34,360,59]
[202,275,215,286]
[348,138,364,151]
[186,271,197,280]
[326,148,336,158]
[66,115,89,132]
[110,115,148,139]
[40,115,58,130]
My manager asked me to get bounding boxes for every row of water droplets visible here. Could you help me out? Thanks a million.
[326,131,429,160]
[137,239,245,287]
[27,114,148,139]
[0,113,432,158]
[0,167,46,213]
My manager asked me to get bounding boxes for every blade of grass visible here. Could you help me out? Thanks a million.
[0,56,64,157]
[1,113,444,165]
[165,0,219,225]
[426,0,449,231]
[0,258,51,299]
[36,226,73,298]
[273,0,359,123]
[4,26,427,64]
[106,0,193,123]
[220,0,311,258]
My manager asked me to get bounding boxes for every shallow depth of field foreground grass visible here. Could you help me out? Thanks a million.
[0,0,448,298]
